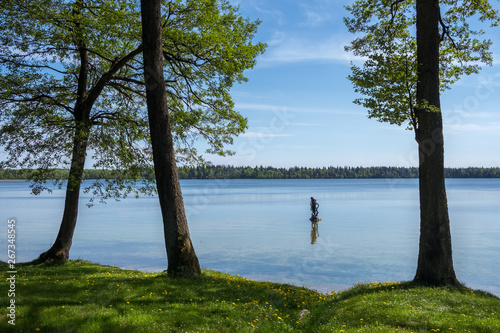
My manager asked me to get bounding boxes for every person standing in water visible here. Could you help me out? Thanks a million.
[310,197,319,217]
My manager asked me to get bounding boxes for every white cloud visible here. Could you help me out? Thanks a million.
[230,0,286,25]
[446,122,500,133]
[254,6,285,25]
[258,34,362,65]
[299,0,347,27]
[235,103,362,115]
[240,131,292,138]
[303,10,332,27]
[267,31,287,46]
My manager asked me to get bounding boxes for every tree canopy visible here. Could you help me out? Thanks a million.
[344,0,499,131]
[0,0,265,201]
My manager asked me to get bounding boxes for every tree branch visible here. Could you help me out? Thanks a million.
[5,94,75,114]
[438,10,459,49]
[86,48,116,63]
[91,111,147,127]
[107,81,146,99]
[380,0,407,38]
[85,44,144,110]
[111,76,145,86]
[2,57,72,75]
[390,0,406,24]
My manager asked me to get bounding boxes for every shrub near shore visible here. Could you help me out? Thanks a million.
[0,260,499,332]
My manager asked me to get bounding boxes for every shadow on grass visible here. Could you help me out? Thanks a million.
[1,260,321,332]
[2,260,498,333]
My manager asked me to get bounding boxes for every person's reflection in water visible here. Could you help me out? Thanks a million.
[310,222,319,245]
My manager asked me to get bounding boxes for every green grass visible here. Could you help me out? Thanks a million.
[1,260,499,332]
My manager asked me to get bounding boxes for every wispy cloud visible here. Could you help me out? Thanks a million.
[235,103,363,115]
[254,6,285,25]
[446,122,500,133]
[299,0,347,27]
[230,0,286,25]
[258,34,362,65]
[302,9,332,27]
[241,131,293,138]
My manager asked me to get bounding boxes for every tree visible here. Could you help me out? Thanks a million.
[413,0,458,286]
[0,0,265,263]
[140,0,200,276]
[344,0,499,286]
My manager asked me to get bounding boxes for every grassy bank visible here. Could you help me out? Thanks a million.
[1,260,499,332]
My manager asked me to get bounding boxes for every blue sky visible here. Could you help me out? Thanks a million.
[205,0,500,168]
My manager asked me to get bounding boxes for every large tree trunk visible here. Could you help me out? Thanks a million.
[413,0,460,286]
[140,0,201,277]
[36,122,90,263]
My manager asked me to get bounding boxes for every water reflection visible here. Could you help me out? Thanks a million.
[2,179,499,296]
[309,197,322,244]
[310,222,319,244]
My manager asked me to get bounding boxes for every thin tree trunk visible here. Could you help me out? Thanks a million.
[413,0,460,286]
[34,2,143,264]
[36,122,90,263]
[36,32,91,264]
[140,0,201,277]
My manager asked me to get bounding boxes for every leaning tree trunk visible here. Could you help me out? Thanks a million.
[413,0,460,286]
[36,121,90,263]
[140,0,201,277]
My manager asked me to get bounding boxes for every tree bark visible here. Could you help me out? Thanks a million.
[413,0,460,286]
[36,121,90,263]
[36,37,91,264]
[140,0,201,277]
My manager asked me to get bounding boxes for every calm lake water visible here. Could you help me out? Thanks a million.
[1,179,499,295]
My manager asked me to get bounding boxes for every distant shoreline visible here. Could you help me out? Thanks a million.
[1,165,500,180]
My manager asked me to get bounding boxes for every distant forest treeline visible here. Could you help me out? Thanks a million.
[177,166,500,179]
[1,166,500,180]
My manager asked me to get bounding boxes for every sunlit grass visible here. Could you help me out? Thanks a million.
[300,281,500,332]
[1,260,499,332]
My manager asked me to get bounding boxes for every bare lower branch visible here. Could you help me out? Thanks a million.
[5,94,74,114]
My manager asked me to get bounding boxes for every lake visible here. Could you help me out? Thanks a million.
[1,178,499,296]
